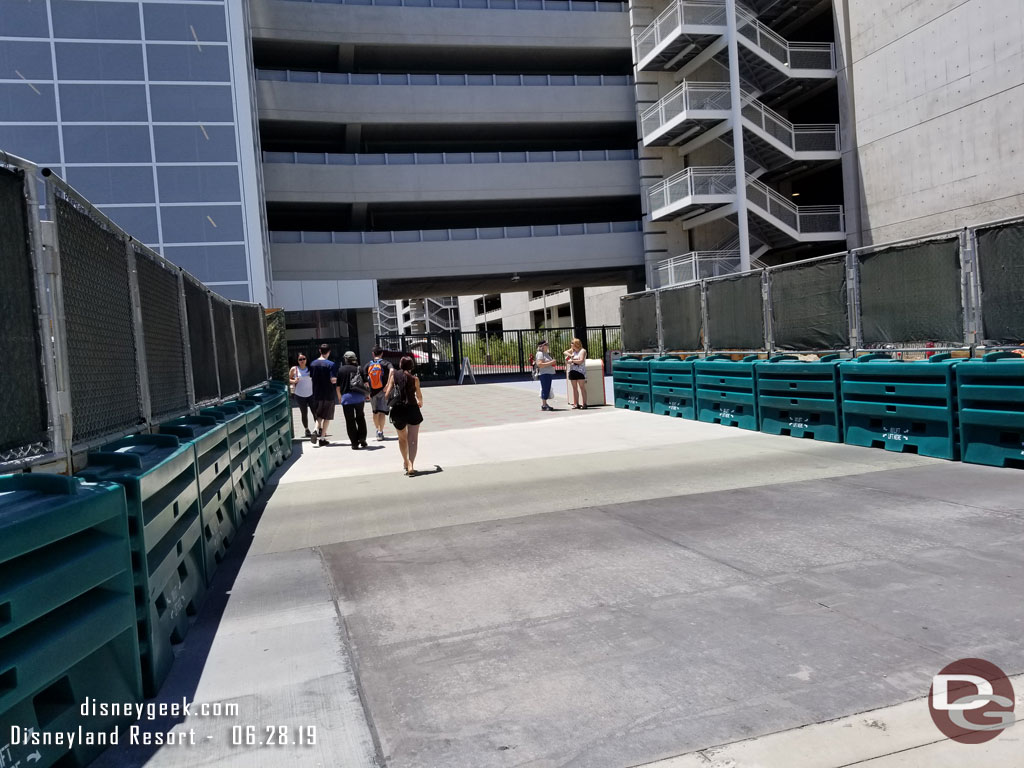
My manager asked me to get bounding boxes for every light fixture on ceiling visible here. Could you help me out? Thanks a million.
[511,273,521,283]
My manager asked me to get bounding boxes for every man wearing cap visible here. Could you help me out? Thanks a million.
[337,350,370,450]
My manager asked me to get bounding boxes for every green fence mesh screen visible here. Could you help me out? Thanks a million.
[706,273,764,349]
[620,292,658,352]
[976,222,1024,343]
[55,195,142,444]
[136,247,189,419]
[857,238,962,344]
[0,167,49,461]
[770,256,849,349]
[659,284,703,351]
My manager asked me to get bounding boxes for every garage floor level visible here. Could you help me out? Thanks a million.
[92,381,1024,768]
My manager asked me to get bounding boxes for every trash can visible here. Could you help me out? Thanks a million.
[583,358,607,406]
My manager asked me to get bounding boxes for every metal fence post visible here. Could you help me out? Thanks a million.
[176,271,197,411]
[761,269,774,353]
[28,172,69,468]
[601,325,608,363]
[259,305,271,382]
[125,240,153,427]
[207,290,221,399]
[959,227,982,346]
[43,181,76,464]
[655,288,664,354]
[845,250,861,351]
[517,329,525,374]
[700,280,711,354]
[228,305,243,395]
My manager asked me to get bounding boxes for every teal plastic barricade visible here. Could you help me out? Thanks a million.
[201,403,253,522]
[242,388,291,469]
[612,356,653,412]
[839,353,960,460]
[650,355,699,419]
[76,434,206,696]
[159,415,236,585]
[0,474,142,768]
[694,355,761,431]
[755,355,844,442]
[956,352,1024,469]
[234,399,268,496]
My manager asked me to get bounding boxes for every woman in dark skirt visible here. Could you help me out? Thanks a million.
[384,356,424,476]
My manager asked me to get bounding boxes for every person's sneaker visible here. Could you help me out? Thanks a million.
[319,438,329,447]
[351,445,360,451]
[304,429,313,438]
[360,441,368,448]
[376,430,384,441]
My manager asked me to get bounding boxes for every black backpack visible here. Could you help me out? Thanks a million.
[348,368,369,396]
[387,372,408,408]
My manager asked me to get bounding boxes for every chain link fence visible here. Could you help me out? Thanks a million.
[1,154,273,472]
[622,219,1023,354]
[0,166,49,465]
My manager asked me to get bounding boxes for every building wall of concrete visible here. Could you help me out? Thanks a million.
[256,80,636,126]
[838,0,1024,246]
[251,0,628,50]
[263,159,640,204]
[271,230,645,282]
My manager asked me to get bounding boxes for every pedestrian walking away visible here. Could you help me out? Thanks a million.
[567,338,588,409]
[384,356,424,476]
[337,350,370,450]
[289,353,314,437]
[534,339,557,411]
[308,344,338,446]
[363,345,394,441]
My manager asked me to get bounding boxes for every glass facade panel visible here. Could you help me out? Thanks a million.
[162,244,247,282]
[51,0,141,40]
[5,0,50,37]
[161,204,243,243]
[0,125,61,165]
[150,84,235,122]
[146,44,231,82]
[65,166,156,204]
[105,205,160,245]
[59,83,149,122]
[0,41,53,80]
[63,124,152,163]
[157,165,241,203]
[208,283,250,301]
[0,82,58,121]
[153,124,238,162]
[55,42,145,81]
[144,4,228,41]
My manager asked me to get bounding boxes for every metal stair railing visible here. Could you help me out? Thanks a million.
[640,82,732,140]
[740,90,839,152]
[634,0,728,65]
[648,165,737,214]
[735,5,835,70]
[745,176,844,234]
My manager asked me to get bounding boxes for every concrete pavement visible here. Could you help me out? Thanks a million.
[93,380,1024,768]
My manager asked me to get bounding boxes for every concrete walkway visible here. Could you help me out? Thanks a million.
[93,380,1024,768]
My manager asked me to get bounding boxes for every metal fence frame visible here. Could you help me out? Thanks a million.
[624,216,1024,356]
[1,153,271,474]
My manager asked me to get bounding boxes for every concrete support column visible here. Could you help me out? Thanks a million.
[725,0,751,271]
[570,286,587,342]
[351,307,376,361]
[344,124,362,153]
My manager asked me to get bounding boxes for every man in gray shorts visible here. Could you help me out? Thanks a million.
[362,346,393,441]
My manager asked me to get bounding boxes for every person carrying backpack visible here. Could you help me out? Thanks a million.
[337,350,370,450]
[384,356,424,476]
[363,346,394,441]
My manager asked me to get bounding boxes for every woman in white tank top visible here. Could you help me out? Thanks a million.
[289,354,314,437]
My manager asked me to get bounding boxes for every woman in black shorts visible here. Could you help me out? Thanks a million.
[566,337,588,409]
[384,356,424,476]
